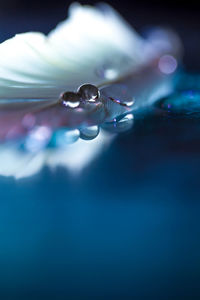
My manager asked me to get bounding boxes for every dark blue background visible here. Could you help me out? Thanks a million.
[0,3,200,299]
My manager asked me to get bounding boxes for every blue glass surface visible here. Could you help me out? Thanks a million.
[0,109,200,299]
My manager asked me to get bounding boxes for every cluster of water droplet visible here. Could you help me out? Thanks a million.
[60,84,100,108]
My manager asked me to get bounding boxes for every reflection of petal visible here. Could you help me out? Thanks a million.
[0,146,46,178]
[0,131,114,179]
[46,130,114,174]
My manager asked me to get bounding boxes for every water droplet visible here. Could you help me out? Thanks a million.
[109,97,134,107]
[96,56,132,80]
[60,92,80,108]
[101,113,134,133]
[101,83,134,109]
[103,68,118,80]
[78,84,100,103]
[79,126,100,140]
[157,90,200,114]
[50,128,80,147]
[96,64,119,80]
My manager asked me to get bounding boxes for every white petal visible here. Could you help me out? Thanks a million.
[0,3,151,99]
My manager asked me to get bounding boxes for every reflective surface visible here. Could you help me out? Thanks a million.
[1,102,200,299]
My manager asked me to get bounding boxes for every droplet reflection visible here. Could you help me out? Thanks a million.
[80,126,100,140]
[51,128,80,147]
[96,64,119,80]
[101,113,134,133]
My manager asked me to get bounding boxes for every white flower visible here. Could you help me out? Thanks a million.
[0,3,180,179]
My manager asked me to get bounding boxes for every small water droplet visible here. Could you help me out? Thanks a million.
[96,64,119,80]
[79,126,100,140]
[101,113,134,133]
[78,84,100,103]
[50,128,80,147]
[60,92,80,108]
